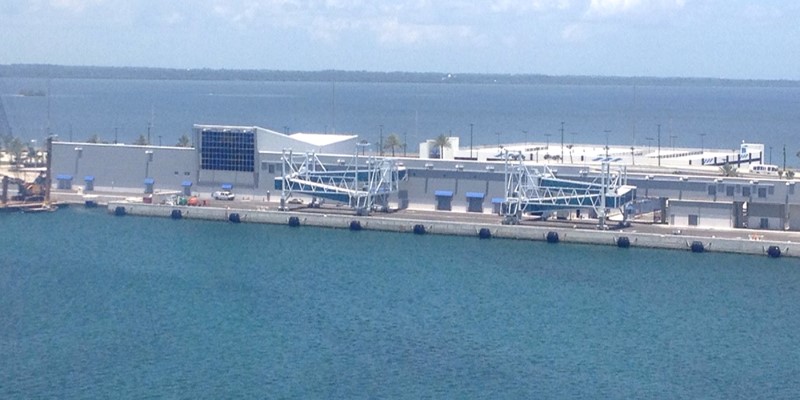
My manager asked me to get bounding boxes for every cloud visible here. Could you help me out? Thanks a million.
[49,0,105,12]
[561,23,590,42]
[375,18,475,46]
[490,0,572,13]
[586,0,686,18]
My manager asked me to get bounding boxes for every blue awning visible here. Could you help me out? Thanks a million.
[434,190,453,197]
[465,192,485,199]
[144,178,155,185]
[181,180,193,187]
[221,183,233,190]
[56,174,73,180]
[491,197,505,204]
[84,176,95,182]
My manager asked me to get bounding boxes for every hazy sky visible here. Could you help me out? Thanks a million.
[1,0,798,79]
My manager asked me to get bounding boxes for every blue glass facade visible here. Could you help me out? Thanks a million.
[200,129,255,172]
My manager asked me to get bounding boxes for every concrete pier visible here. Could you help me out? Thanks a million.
[107,201,799,259]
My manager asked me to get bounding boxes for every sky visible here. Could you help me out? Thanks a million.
[1,0,798,80]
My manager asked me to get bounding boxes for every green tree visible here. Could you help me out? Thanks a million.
[176,134,192,147]
[8,137,24,165]
[719,163,738,177]
[383,133,402,157]
[432,134,451,159]
[133,134,148,145]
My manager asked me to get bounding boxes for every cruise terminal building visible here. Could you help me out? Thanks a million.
[50,124,800,231]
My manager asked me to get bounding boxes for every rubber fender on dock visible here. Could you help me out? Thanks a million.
[228,213,241,223]
[413,224,426,235]
[767,245,782,258]
[85,200,98,208]
[617,236,631,248]
[349,220,362,231]
[171,209,182,220]
[546,231,559,243]
[478,228,492,239]
[114,206,126,216]
[288,216,301,227]
[690,241,705,253]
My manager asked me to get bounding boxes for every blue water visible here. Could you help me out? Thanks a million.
[2,208,799,398]
[2,77,799,164]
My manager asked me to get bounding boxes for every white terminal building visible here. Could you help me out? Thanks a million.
[49,124,800,231]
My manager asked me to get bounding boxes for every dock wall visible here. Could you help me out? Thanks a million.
[107,202,798,259]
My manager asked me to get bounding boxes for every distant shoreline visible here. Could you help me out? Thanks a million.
[1,64,798,88]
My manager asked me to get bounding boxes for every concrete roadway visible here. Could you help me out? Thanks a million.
[49,188,800,244]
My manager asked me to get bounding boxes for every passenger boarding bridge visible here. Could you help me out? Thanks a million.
[274,150,406,215]
[501,151,637,227]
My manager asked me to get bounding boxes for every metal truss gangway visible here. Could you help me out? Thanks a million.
[274,150,406,215]
[501,152,636,227]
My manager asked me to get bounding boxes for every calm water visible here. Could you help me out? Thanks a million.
[1,77,799,163]
[2,208,799,398]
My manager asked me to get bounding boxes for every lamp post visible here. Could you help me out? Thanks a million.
[560,121,565,163]
[403,131,408,157]
[469,123,474,159]
[604,129,611,158]
[670,135,677,150]
[379,124,384,156]
[657,124,661,167]
[544,133,551,149]
[699,133,707,153]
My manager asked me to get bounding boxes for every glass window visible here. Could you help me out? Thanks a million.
[742,187,751,197]
[200,129,255,172]
[688,214,698,226]
[726,186,734,196]
[758,187,767,198]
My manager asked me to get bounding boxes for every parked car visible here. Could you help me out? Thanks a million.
[213,190,235,200]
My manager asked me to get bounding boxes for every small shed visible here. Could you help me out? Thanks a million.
[465,192,485,213]
[144,178,155,194]
[56,174,73,190]
[491,197,505,214]
[181,180,193,196]
[434,190,453,211]
[84,176,95,192]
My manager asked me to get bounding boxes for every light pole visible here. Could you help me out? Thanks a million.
[495,132,501,147]
[699,133,706,153]
[403,131,408,157]
[670,135,677,150]
[657,124,661,167]
[544,133,551,149]
[604,129,611,158]
[469,123,474,159]
[560,122,565,163]
[522,130,528,149]
[379,124,384,156]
